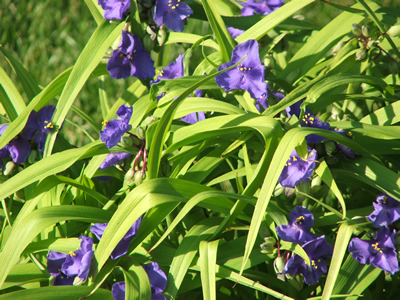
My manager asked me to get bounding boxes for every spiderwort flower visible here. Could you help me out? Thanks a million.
[283,236,333,285]
[98,0,130,20]
[90,216,142,259]
[279,147,318,188]
[112,262,167,300]
[301,112,331,144]
[276,206,318,244]
[227,26,245,39]
[47,236,94,285]
[151,53,184,85]
[34,105,57,152]
[239,0,284,16]
[107,31,155,80]
[100,105,133,149]
[154,0,193,32]
[368,194,400,228]
[216,40,267,99]
[348,227,400,274]
[0,125,31,165]
[99,152,133,170]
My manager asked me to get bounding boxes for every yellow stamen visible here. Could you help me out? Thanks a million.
[102,120,109,126]
[69,251,77,257]
[44,121,54,129]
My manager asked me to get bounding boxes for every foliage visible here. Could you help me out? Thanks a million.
[0,0,400,299]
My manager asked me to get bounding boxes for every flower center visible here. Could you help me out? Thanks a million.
[378,196,388,204]
[237,64,251,72]
[69,251,77,257]
[294,215,304,226]
[311,259,321,269]
[285,155,298,166]
[168,0,181,9]
[44,120,54,129]
[302,113,314,125]
[372,242,383,253]
[102,120,109,127]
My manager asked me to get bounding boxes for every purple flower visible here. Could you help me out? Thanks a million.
[90,217,142,259]
[227,26,245,39]
[0,125,31,165]
[34,105,57,152]
[301,112,331,144]
[112,262,167,300]
[47,236,94,285]
[239,0,284,16]
[107,31,155,80]
[276,206,318,244]
[334,130,356,159]
[216,40,267,99]
[100,105,133,149]
[99,152,132,170]
[349,227,399,275]
[151,54,184,85]
[154,0,193,32]
[283,236,333,285]
[368,194,400,228]
[98,0,130,20]
[279,147,317,188]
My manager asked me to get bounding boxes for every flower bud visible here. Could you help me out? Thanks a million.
[124,169,135,185]
[121,136,139,148]
[263,55,275,69]
[260,237,276,254]
[4,161,15,176]
[134,170,145,185]
[157,28,167,47]
[332,41,346,56]
[362,25,371,37]
[324,141,337,156]
[352,24,362,36]
[355,49,367,61]
[389,60,400,75]
[27,149,37,164]
[274,257,286,274]
[366,39,377,49]
[144,115,158,127]
[136,126,145,140]
[387,25,400,38]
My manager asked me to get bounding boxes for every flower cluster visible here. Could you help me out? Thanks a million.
[112,262,167,300]
[47,236,94,286]
[276,207,333,285]
[0,105,57,169]
[348,194,400,274]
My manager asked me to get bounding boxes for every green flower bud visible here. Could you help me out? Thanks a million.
[134,171,145,185]
[355,49,367,61]
[332,41,346,56]
[352,24,362,36]
[136,126,145,140]
[263,55,275,69]
[324,141,337,156]
[274,257,286,274]
[362,25,371,37]
[4,161,15,176]
[144,115,158,127]
[387,25,400,38]
[366,39,377,49]
[121,136,138,148]
[27,149,37,164]
[125,169,135,185]
[389,60,400,75]
[157,28,167,47]
[260,237,276,254]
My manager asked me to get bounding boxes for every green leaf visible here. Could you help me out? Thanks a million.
[201,0,235,63]
[166,32,219,50]
[0,286,113,300]
[0,66,26,121]
[199,240,219,300]
[43,19,125,157]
